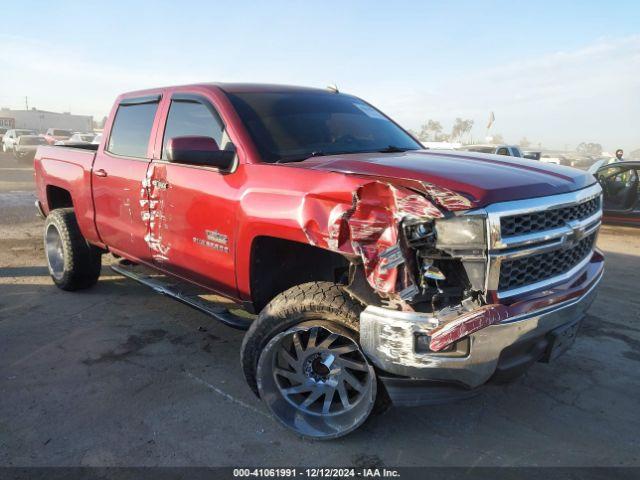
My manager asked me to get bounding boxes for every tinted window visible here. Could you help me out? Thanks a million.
[19,136,46,145]
[226,91,420,163]
[107,102,158,158]
[511,147,522,157]
[162,99,224,160]
[465,146,495,153]
[53,129,72,136]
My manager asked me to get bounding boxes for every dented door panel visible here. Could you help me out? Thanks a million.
[146,161,242,297]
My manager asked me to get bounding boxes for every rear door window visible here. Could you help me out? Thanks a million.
[107,99,159,158]
[496,147,509,156]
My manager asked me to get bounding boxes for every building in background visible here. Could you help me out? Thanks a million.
[0,108,93,134]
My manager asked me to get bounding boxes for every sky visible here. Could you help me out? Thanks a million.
[1,0,639,152]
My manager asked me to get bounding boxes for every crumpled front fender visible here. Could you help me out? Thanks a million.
[300,180,472,302]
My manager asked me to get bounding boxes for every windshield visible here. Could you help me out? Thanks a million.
[462,146,495,154]
[53,129,72,136]
[19,136,46,145]
[80,135,94,141]
[225,91,421,163]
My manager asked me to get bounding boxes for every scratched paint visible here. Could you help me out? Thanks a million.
[368,303,509,365]
[141,164,171,262]
[428,304,509,351]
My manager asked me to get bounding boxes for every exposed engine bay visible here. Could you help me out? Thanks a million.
[301,179,502,351]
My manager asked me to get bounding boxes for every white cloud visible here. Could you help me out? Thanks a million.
[373,35,640,151]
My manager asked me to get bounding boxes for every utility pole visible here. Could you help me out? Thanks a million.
[25,96,28,110]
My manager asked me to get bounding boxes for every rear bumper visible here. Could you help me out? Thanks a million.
[360,254,603,398]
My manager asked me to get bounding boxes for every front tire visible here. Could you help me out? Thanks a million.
[44,208,102,291]
[241,282,378,439]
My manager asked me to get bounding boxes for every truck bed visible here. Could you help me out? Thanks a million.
[34,145,100,245]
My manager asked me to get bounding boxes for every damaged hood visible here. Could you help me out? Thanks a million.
[292,149,597,207]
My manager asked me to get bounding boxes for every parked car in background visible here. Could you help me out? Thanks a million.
[588,158,618,175]
[91,133,103,145]
[591,160,639,226]
[13,135,47,162]
[54,132,96,146]
[2,129,37,153]
[457,144,523,157]
[42,128,73,145]
[540,153,571,166]
[522,150,541,160]
[566,155,598,170]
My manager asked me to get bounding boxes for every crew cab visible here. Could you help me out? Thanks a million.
[34,83,604,439]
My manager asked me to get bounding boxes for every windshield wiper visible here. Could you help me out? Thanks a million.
[277,146,415,163]
[377,145,411,153]
[276,150,340,163]
[276,151,326,163]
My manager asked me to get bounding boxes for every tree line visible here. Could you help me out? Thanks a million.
[410,119,613,154]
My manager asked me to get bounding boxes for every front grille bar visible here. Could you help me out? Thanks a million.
[480,183,603,299]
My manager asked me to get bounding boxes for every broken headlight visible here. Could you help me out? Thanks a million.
[434,215,486,251]
[434,215,487,293]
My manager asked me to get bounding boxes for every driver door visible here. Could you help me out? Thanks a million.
[596,164,639,220]
[146,93,240,297]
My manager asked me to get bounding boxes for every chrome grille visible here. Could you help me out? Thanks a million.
[500,196,600,237]
[483,184,603,299]
[498,233,597,290]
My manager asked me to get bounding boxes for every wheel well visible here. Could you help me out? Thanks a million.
[46,185,73,210]
[250,236,351,312]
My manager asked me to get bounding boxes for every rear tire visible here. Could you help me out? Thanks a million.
[241,282,384,439]
[44,208,102,291]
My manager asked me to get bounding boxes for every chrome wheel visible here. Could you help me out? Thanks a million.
[257,323,376,439]
[45,224,65,280]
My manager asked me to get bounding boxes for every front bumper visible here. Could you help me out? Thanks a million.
[360,255,603,393]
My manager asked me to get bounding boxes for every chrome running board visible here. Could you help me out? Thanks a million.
[111,262,253,331]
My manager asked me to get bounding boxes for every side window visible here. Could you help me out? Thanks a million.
[162,99,224,160]
[107,101,159,158]
[511,147,521,157]
[597,166,631,185]
[496,147,509,156]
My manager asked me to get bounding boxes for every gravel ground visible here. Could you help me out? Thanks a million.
[1,151,639,467]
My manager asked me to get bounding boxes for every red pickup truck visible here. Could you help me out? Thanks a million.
[34,83,604,439]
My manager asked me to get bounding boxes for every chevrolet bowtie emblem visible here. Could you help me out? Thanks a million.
[562,221,587,249]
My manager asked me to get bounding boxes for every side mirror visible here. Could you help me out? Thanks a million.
[166,136,235,170]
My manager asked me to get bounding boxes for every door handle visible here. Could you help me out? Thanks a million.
[95,169,108,177]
